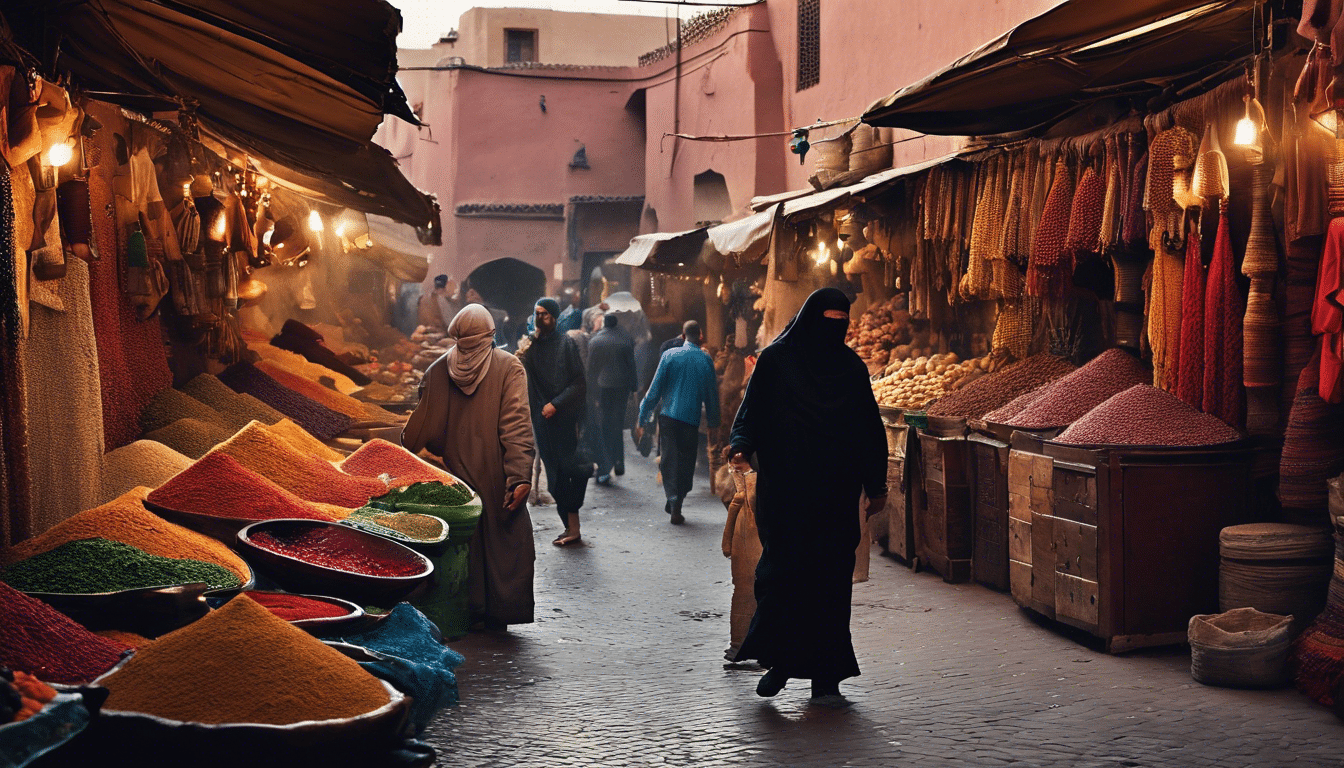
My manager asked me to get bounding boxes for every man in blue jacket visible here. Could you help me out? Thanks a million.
[587,314,637,484]
[638,321,720,524]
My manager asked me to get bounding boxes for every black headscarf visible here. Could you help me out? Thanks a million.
[773,287,852,355]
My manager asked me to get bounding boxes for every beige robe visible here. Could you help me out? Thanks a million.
[405,348,537,624]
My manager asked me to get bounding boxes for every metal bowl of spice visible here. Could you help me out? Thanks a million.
[245,590,367,634]
[237,520,433,605]
[338,509,449,551]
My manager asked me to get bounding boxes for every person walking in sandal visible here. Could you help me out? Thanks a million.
[637,320,720,524]
[521,298,591,546]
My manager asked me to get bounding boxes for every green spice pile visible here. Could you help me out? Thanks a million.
[376,481,474,508]
[1,538,242,593]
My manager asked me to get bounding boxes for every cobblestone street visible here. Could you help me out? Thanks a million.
[425,448,1344,767]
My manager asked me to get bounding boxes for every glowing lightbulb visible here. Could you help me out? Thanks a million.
[814,242,830,265]
[308,210,324,233]
[47,141,74,167]
[335,223,347,239]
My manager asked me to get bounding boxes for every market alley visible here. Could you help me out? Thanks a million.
[426,450,1344,768]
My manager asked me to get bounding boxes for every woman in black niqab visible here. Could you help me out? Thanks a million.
[729,287,888,700]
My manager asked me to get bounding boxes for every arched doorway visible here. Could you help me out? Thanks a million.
[464,257,547,347]
[693,170,731,225]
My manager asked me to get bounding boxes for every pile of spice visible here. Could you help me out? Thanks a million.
[138,388,232,434]
[374,481,475,509]
[147,452,345,522]
[249,591,354,622]
[927,353,1076,418]
[100,594,389,724]
[248,525,425,577]
[344,509,447,543]
[249,342,361,395]
[269,418,345,462]
[210,422,386,508]
[218,361,355,439]
[2,538,241,593]
[0,582,129,684]
[95,630,153,648]
[100,439,192,504]
[1,487,251,582]
[1,668,58,723]
[340,439,461,488]
[983,385,1049,424]
[143,417,236,460]
[257,361,401,424]
[1055,385,1242,446]
[1006,349,1151,429]
[182,373,285,429]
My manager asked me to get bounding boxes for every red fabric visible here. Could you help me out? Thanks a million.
[86,103,172,449]
[1201,208,1244,428]
[1313,219,1344,403]
[1175,227,1206,407]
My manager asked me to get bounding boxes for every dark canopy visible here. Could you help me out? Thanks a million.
[6,0,439,242]
[862,0,1260,137]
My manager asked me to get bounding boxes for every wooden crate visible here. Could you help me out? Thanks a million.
[916,432,972,583]
[969,433,1010,591]
[1006,431,1056,616]
[884,422,916,563]
[1038,440,1256,653]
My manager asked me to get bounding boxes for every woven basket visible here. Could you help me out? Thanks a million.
[1329,138,1344,218]
[1190,607,1292,688]
[1112,252,1148,304]
[1220,523,1334,634]
[812,132,852,188]
[848,124,891,177]
[1115,309,1143,349]
[1243,163,1279,276]
[1243,276,1280,387]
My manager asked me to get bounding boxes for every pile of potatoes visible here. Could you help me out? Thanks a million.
[870,353,992,410]
[846,295,914,375]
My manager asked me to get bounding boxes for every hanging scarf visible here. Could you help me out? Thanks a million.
[445,304,496,396]
[1176,226,1207,407]
[1146,127,1199,254]
[1027,159,1075,301]
[1147,227,1185,391]
[1203,204,1244,427]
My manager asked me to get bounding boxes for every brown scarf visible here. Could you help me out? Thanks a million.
[446,304,496,396]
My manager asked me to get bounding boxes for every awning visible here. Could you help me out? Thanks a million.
[749,188,815,212]
[615,228,710,274]
[778,153,961,220]
[862,0,1258,136]
[706,206,776,265]
[7,0,440,241]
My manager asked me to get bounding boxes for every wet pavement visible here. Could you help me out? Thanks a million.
[425,445,1344,767]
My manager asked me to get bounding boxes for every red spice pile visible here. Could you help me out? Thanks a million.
[340,439,461,488]
[1055,385,1242,446]
[249,591,353,621]
[984,385,1050,424]
[1007,349,1151,428]
[211,422,386,508]
[147,452,341,521]
[928,354,1076,418]
[248,527,424,577]
[0,582,129,684]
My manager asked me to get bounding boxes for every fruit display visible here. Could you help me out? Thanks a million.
[870,352,992,410]
[847,294,916,375]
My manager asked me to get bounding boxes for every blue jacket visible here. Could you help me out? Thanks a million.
[639,342,720,428]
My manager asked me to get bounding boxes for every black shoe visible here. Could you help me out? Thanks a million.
[670,497,684,524]
[596,474,611,486]
[756,669,788,697]
[614,462,625,476]
[810,679,841,698]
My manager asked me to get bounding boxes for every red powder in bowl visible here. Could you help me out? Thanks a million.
[147,452,339,521]
[0,582,129,684]
[248,591,354,621]
[340,439,461,488]
[248,527,424,578]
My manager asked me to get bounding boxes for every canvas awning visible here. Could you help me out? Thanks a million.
[6,0,440,242]
[615,228,710,274]
[862,0,1258,136]
[777,153,961,220]
[706,206,776,265]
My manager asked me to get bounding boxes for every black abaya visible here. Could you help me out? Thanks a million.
[730,288,888,682]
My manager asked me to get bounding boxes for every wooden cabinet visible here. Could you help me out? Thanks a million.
[884,423,915,563]
[1024,441,1256,652]
[969,434,1010,591]
[916,433,972,583]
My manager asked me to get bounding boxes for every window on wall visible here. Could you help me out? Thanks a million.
[797,0,820,91]
[505,29,537,63]
[693,170,732,226]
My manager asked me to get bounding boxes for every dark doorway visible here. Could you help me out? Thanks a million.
[465,257,547,347]
[580,252,628,307]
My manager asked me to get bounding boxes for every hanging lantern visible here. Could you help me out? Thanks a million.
[308,209,324,233]
[46,140,74,167]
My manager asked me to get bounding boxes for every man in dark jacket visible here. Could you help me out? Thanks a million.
[586,314,637,484]
[521,298,590,546]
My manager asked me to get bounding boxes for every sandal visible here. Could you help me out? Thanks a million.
[552,533,582,547]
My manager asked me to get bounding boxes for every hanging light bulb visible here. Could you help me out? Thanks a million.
[46,140,74,167]
[308,209,324,233]
[1234,94,1266,158]
[334,223,347,239]
[813,241,830,266]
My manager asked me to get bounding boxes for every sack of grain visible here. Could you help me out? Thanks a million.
[1189,607,1292,688]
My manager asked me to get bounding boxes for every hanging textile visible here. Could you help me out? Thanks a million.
[1202,203,1244,428]
[0,156,33,545]
[1121,146,1149,250]
[1145,126,1199,254]
[1288,45,1331,242]
[1063,162,1107,265]
[1098,136,1120,250]
[1175,227,1207,408]
[1026,158,1075,300]
[1313,218,1344,403]
[1147,228,1185,391]
[85,103,173,449]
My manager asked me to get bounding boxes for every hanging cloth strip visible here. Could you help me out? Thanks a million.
[1147,223,1185,391]
[1146,126,1199,254]
[1312,217,1344,403]
[1202,202,1245,427]
[1026,158,1075,301]
[1176,225,1207,408]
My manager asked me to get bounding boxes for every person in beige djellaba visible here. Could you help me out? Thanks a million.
[404,304,537,629]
